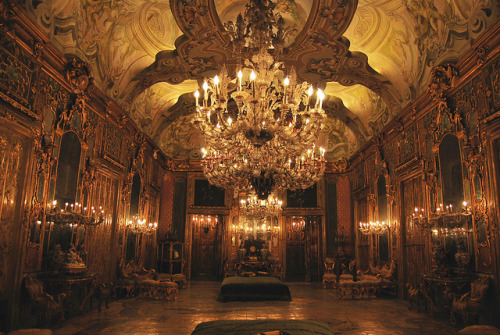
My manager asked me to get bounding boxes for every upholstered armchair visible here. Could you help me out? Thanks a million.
[451,277,490,326]
[24,275,65,327]
[322,258,336,288]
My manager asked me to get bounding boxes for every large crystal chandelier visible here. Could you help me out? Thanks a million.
[193,0,326,199]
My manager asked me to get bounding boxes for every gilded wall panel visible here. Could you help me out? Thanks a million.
[0,123,30,295]
[365,155,376,186]
[0,34,39,117]
[85,172,119,282]
[484,57,500,118]
[398,123,418,166]
[383,140,398,174]
[102,122,124,165]
[352,160,366,191]
[454,81,479,135]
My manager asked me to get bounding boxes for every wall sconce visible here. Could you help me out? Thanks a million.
[193,215,218,233]
[291,218,305,232]
[412,207,432,228]
[126,215,157,235]
[413,202,472,229]
[358,221,389,235]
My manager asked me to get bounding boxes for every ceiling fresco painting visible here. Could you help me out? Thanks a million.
[25,0,182,100]
[23,0,497,161]
[127,80,199,135]
[157,114,204,160]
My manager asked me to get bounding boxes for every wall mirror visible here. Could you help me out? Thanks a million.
[438,134,464,209]
[129,173,141,218]
[231,215,238,246]
[36,173,45,202]
[125,231,137,261]
[377,175,389,262]
[463,163,471,205]
[473,174,482,202]
[54,131,82,205]
[124,173,142,263]
[436,134,475,271]
[43,132,83,268]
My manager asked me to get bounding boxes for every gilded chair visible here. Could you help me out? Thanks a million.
[451,277,490,326]
[24,275,65,327]
[322,258,336,288]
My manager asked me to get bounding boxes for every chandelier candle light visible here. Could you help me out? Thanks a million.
[193,0,326,200]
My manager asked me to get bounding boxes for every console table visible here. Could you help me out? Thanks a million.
[422,274,473,316]
[37,272,97,315]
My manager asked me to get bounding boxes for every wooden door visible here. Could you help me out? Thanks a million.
[401,176,429,295]
[305,216,321,281]
[191,217,220,280]
[286,217,306,281]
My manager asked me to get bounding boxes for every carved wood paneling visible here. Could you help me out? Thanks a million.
[0,123,31,295]
[401,176,428,289]
[85,173,119,282]
[0,33,39,118]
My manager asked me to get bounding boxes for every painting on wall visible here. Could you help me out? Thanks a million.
[194,180,225,207]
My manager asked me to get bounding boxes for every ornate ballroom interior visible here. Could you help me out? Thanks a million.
[0,0,499,334]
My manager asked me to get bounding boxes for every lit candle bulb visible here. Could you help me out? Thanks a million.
[237,70,243,91]
[202,81,208,104]
[317,89,325,110]
[250,70,256,81]
[307,85,314,109]
[194,90,199,107]
[250,70,256,97]
[283,76,289,100]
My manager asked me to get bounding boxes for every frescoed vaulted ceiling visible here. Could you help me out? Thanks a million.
[24,0,497,161]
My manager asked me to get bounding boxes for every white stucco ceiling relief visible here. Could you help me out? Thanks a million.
[25,0,183,102]
[126,80,198,135]
[23,0,497,161]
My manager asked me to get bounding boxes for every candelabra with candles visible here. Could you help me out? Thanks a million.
[413,201,472,229]
[192,215,218,233]
[45,200,105,226]
[232,216,280,239]
[126,215,158,235]
[358,221,389,235]
[412,207,433,229]
[240,193,283,217]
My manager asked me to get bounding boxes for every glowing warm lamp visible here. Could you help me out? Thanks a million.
[194,90,200,106]
[250,70,256,81]
[202,81,208,102]
[317,89,325,109]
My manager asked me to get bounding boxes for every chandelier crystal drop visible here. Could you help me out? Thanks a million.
[193,0,327,199]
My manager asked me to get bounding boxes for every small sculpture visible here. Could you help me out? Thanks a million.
[49,244,65,268]
[62,245,87,274]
